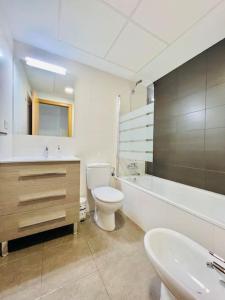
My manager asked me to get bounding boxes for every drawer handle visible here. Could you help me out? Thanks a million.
[19,169,67,178]
[19,211,66,229]
[19,190,67,204]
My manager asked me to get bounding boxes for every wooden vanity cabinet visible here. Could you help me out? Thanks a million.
[0,161,80,256]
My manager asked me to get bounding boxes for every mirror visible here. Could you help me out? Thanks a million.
[13,43,75,137]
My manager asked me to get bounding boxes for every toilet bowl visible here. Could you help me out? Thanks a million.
[86,163,124,231]
[92,186,123,231]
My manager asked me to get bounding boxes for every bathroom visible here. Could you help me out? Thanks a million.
[0,1,225,299]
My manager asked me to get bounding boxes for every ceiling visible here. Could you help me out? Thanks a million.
[1,0,225,83]
[24,62,75,101]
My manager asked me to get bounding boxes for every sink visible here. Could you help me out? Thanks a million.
[144,228,225,300]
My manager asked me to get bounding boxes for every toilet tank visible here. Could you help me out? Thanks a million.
[86,163,111,189]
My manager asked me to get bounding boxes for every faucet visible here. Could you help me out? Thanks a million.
[127,162,137,170]
[206,251,225,276]
[206,261,225,276]
[44,146,49,158]
[57,145,62,157]
[127,162,140,176]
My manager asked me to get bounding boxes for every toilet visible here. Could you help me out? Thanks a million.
[86,163,124,231]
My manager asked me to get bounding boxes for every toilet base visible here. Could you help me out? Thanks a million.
[94,208,115,231]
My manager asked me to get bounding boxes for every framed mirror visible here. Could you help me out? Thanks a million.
[13,42,75,137]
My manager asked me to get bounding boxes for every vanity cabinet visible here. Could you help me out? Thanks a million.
[0,160,80,256]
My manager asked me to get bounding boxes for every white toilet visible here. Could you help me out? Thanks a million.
[86,163,124,231]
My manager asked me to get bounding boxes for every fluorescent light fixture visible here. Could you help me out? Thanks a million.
[64,87,74,94]
[0,50,3,57]
[25,57,66,75]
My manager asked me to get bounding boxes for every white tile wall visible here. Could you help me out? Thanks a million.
[0,135,13,159]
[12,135,76,158]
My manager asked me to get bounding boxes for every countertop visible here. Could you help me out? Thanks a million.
[0,156,80,163]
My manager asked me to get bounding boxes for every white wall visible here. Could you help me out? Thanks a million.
[120,84,147,115]
[0,20,13,135]
[13,59,31,134]
[69,64,131,195]
[0,12,13,158]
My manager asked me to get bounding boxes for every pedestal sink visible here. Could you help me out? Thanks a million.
[144,228,225,300]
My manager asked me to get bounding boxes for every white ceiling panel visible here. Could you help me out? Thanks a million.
[103,0,140,16]
[135,0,225,83]
[106,22,166,71]
[1,0,225,83]
[59,0,126,57]
[133,0,222,43]
[14,38,135,80]
[24,64,75,100]
[0,0,59,42]
[25,66,55,94]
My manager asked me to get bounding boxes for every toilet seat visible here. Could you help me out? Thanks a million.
[93,186,123,203]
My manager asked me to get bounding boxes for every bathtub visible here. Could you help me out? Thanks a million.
[115,175,225,257]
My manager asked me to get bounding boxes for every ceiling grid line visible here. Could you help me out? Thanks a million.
[102,0,143,58]
[135,0,225,75]
[101,0,169,45]
[1,0,225,82]
[56,36,136,73]
[101,0,168,60]
[136,0,225,74]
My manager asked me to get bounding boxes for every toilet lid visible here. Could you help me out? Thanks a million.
[93,186,124,203]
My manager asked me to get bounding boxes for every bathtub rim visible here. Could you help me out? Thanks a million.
[115,175,225,231]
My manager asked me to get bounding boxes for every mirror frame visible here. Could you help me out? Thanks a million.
[32,93,73,137]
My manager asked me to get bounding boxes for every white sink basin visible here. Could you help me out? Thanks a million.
[144,228,225,300]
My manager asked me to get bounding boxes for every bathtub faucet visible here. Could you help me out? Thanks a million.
[127,162,137,170]
[127,162,140,176]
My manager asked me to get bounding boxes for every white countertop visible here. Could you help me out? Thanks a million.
[0,156,80,163]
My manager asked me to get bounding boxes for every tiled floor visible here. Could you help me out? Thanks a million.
[0,212,160,300]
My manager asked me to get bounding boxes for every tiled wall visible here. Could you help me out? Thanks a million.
[153,38,225,195]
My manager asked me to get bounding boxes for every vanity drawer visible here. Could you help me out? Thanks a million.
[0,162,80,215]
[0,204,78,242]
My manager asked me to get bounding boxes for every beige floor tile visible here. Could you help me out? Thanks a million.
[0,253,42,300]
[87,212,145,268]
[0,212,159,300]
[41,236,97,295]
[98,250,156,300]
[42,232,83,250]
[79,215,108,240]
[0,244,42,267]
[40,272,109,300]
[110,223,145,254]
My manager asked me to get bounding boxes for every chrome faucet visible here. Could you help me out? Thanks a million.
[206,251,225,276]
[206,261,225,275]
[44,146,49,158]
[127,162,140,176]
[127,162,137,170]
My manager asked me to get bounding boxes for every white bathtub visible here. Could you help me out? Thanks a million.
[115,175,225,257]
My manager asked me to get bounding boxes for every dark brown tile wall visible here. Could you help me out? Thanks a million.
[153,38,225,195]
